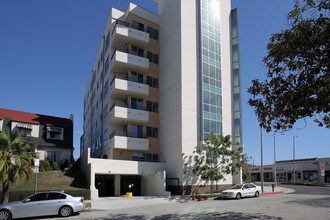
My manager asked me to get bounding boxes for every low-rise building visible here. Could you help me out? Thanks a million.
[247,157,330,183]
[0,108,74,166]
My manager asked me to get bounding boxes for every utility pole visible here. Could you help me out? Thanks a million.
[260,126,264,193]
[293,135,297,182]
[274,132,277,187]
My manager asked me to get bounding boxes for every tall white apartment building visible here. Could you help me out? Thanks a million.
[81,0,242,199]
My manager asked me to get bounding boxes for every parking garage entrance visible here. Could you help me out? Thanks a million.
[121,175,141,196]
[95,174,141,197]
[95,174,115,197]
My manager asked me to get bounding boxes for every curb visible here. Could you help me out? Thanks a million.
[260,191,284,196]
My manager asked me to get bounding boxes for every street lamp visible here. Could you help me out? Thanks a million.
[274,132,277,187]
[260,126,264,193]
[293,135,297,182]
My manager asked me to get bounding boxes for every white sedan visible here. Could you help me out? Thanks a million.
[221,183,261,199]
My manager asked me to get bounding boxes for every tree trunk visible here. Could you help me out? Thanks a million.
[2,180,9,204]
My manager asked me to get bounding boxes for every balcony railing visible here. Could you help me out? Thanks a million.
[110,74,148,87]
[111,20,149,37]
[110,47,149,62]
[109,130,147,139]
[110,102,146,111]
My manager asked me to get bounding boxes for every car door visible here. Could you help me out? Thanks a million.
[242,184,250,197]
[44,192,64,215]
[248,184,257,196]
[15,193,48,218]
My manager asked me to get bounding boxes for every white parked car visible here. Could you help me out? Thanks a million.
[0,191,84,220]
[221,183,261,199]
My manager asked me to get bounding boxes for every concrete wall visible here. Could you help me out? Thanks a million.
[142,171,170,196]
[82,148,169,199]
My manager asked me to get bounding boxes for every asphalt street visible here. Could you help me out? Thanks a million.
[43,184,330,220]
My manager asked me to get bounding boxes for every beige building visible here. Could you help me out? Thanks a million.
[81,0,242,199]
[247,157,330,183]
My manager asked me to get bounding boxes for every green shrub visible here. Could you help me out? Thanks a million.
[40,160,51,172]
[52,162,58,170]
[0,191,34,202]
[0,189,91,202]
[60,159,68,171]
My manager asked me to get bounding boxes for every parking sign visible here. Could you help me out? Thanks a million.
[320,162,325,176]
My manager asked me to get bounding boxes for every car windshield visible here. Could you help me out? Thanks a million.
[230,184,243,189]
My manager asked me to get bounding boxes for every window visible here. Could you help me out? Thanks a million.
[103,129,108,145]
[46,151,61,164]
[131,46,144,57]
[105,31,110,52]
[146,76,158,88]
[130,124,143,138]
[147,51,159,64]
[18,127,32,137]
[132,19,144,31]
[47,127,63,140]
[29,193,48,202]
[103,104,109,120]
[146,101,158,113]
[132,152,159,162]
[105,56,109,73]
[147,26,159,40]
[146,126,158,138]
[103,79,109,98]
[47,193,66,200]
[131,97,144,110]
[131,71,144,83]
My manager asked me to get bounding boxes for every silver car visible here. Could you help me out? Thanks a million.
[0,191,84,220]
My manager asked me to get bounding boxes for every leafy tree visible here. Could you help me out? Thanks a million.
[0,131,38,203]
[248,0,329,132]
[183,133,248,192]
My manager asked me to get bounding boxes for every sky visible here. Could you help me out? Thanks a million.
[0,0,329,165]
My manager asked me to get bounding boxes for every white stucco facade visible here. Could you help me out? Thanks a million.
[82,0,242,198]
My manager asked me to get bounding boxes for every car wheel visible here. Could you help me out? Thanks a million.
[236,193,242,199]
[59,206,73,217]
[255,191,260,197]
[0,209,12,220]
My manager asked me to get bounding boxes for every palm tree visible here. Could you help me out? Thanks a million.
[0,130,38,203]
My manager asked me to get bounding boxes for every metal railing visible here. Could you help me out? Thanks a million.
[109,130,147,139]
[111,20,149,37]
[110,102,147,111]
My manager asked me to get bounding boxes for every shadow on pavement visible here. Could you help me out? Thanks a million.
[286,197,330,208]
[94,211,283,220]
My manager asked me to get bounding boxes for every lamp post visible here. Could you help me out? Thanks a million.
[293,135,297,182]
[274,132,277,187]
[260,126,264,193]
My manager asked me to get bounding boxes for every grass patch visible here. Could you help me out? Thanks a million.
[1,170,90,202]
[4,170,87,191]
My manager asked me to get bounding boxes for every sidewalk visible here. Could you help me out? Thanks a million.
[260,185,295,195]
[84,185,295,211]
[85,196,189,211]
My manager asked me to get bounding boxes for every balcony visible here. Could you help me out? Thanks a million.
[110,49,149,73]
[109,103,149,124]
[109,76,149,99]
[109,130,149,151]
[111,20,149,48]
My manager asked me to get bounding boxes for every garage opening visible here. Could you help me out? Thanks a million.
[121,175,141,196]
[95,174,114,197]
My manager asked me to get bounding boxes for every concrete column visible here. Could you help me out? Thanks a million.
[114,174,121,196]
[285,171,288,182]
